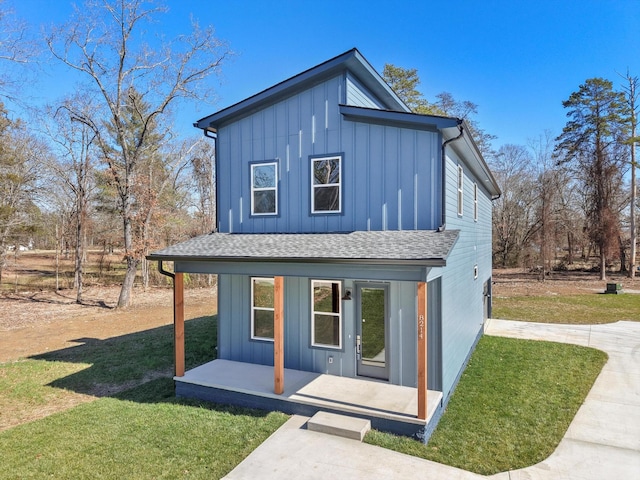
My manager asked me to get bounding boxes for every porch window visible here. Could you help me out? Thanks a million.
[457,165,464,216]
[251,162,278,215]
[473,182,478,221]
[251,277,274,340]
[311,280,342,348]
[311,155,341,213]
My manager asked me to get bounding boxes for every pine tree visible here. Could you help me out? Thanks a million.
[555,78,629,280]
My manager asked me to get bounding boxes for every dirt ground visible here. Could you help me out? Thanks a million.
[492,268,640,297]
[0,285,217,363]
[2,268,637,363]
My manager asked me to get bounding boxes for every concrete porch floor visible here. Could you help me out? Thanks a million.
[175,359,442,435]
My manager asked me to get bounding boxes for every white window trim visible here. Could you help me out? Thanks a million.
[310,279,342,349]
[251,277,274,341]
[473,182,478,222]
[311,155,342,214]
[457,165,464,217]
[251,162,278,216]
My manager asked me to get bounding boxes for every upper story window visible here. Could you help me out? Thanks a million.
[311,280,342,349]
[311,155,341,214]
[457,165,464,216]
[473,182,478,221]
[251,277,274,341]
[251,161,278,215]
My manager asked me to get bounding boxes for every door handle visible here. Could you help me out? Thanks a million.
[356,335,361,355]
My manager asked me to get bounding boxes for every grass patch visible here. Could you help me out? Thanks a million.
[0,315,289,478]
[0,387,287,479]
[365,335,607,475]
[493,293,640,324]
[0,360,92,430]
[1,316,217,428]
[31,315,217,395]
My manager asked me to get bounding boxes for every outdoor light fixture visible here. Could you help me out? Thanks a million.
[342,290,352,300]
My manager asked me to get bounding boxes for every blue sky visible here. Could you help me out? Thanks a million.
[8,0,640,150]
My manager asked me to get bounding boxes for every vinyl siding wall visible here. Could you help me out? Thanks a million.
[439,148,493,397]
[216,73,442,234]
[346,72,385,109]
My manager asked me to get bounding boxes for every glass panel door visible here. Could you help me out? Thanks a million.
[356,284,389,380]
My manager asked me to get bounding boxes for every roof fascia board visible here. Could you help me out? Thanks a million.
[443,121,501,197]
[347,49,410,113]
[147,254,447,268]
[195,48,409,130]
[340,105,460,131]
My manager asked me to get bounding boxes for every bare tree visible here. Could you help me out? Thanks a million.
[530,131,565,279]
[0,0,36,101]
[136,129,198,289]
[46,0,230,307]
[189,138,216,235]
[619,72,639,278]
[0,106,46,284]
[45,95,98,303]
[490,144,538,267]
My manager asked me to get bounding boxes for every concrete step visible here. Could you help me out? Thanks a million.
[306,411,371,441]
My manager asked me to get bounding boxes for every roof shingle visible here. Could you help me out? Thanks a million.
[148,230,459,266]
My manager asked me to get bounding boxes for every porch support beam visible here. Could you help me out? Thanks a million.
[417,281,428,420]
[174,272,185,377]
[274,276,285,394]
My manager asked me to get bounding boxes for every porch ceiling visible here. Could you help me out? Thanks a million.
[148,230,459,267]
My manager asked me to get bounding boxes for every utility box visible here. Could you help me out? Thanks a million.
[605,283,623,294]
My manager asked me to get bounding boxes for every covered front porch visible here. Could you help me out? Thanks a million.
[175,359,442,437]
[149,230,459,436]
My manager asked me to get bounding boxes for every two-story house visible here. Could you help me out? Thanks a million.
[148,48,500,438]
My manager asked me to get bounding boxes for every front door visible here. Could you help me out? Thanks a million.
[356,283,389,380]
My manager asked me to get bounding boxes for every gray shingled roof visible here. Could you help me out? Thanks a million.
[148,230,459,266]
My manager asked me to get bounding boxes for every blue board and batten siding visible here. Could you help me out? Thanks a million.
[217,274,442,390]
[439,148,493,398]
[216,73,442,234]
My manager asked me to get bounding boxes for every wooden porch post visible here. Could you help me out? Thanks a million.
[417,281,428,420]
[174,272,185,377]
[274,276,284,394]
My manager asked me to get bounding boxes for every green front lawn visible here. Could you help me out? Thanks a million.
[0,299,612,478]
[0,380,287,479]
[365,335,607,475]
[493,293,640,324]
[0,315,288,479]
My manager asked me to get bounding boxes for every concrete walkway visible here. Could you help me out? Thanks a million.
[223,320,640,480]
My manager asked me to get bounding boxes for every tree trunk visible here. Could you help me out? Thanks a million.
[0,249,5,285]
[75,214,84,304]
[117,210,137,308]
[629,123,637,278]
[55,224,60,291]
[142,256,149,290]
[118,255,139,308]
[619,236,627,273]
